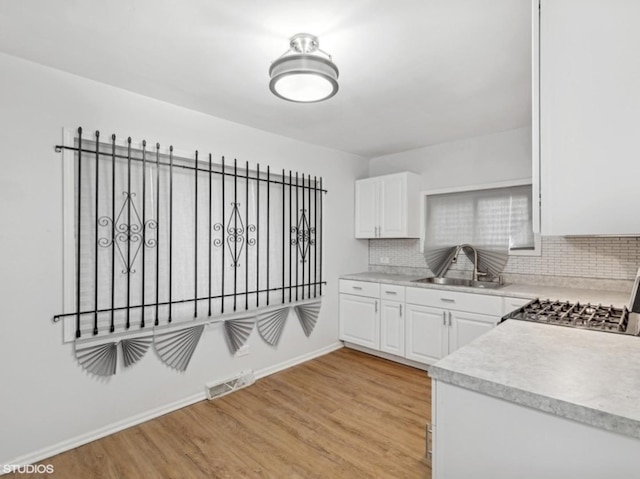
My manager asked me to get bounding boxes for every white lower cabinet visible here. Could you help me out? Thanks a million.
[448,310,498,355]
[339,293,379,349]
[405,304,447,363]
[340,280,503,366]
[404,286,502,364]
[404,305,499,363]
[380,300,404,356]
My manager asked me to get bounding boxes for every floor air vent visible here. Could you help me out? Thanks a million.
[205,370,255,400]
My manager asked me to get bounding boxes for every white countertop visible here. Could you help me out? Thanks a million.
[340,271,632,306]
[429,320,640,440]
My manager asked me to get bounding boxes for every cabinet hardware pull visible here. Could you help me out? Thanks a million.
[442,311,446,326]
[385,291,397,295]
[352,286,363,290]
[448,311,452,326]
[375,300,378,313]
[399,304,403,316]
[440,298,455,303]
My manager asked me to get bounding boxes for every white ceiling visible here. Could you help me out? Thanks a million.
[0,0,532,157]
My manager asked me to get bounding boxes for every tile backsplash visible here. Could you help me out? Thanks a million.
[369,236,640,281]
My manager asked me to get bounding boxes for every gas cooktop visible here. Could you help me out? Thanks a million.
[501,299,640,336]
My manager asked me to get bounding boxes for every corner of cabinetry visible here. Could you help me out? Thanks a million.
[531,0,541,235]
[405,173,423,238]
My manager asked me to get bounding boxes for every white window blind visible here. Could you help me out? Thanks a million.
[425,185,535,252]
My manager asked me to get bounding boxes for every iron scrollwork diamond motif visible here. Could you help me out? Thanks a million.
[291,209,316,263]
[213,202,256,268]
[98,192,157,274]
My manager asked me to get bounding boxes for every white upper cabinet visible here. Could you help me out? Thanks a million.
[354,172,422,238]
[378,173,406,237]
[354,178,378,238]
[538,0,640,235]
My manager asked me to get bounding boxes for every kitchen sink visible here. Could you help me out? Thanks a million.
[412,277,503,289]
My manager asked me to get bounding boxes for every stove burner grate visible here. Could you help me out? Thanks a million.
[503,299,631,334]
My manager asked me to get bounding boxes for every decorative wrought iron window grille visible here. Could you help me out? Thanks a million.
[54,127,326,374]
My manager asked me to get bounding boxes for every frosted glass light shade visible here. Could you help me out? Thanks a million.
[269,54,339,103]
[273,73,335,103]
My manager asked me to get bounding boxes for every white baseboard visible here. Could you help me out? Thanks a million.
[1,342,344,472]
[343,342,430,371]
[254,341,343,379]
[2,391,206,474]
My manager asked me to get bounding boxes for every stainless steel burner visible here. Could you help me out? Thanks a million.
[501,299,638,335]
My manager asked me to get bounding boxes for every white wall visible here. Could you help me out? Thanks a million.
[368,127,532,189]
[0,52,369,465]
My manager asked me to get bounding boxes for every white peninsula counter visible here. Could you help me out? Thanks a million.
[428,320,640,479]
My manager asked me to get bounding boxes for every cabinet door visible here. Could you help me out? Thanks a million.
[405,304,447,364]
[540,0,640,235]
[339,294,379,349]
[380,300,404,356]
[379,174,405,237]
[448,311,498,354]
[354,178,378,238]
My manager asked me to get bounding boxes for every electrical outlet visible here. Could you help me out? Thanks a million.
[380,257,390,264]
[235,345,250,357]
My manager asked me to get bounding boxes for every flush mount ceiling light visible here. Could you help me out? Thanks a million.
[269,33,339,103]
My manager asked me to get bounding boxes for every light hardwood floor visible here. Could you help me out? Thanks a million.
[11,348,432,478]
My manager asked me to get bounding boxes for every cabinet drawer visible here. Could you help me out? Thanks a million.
[405,287,502,316]
[380,283,405,301]
[339,279,380,298]
[502,296,533,316]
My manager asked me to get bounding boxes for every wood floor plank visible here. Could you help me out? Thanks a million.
[7,348,432,479]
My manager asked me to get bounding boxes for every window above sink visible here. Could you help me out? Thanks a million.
[419,179,541,257]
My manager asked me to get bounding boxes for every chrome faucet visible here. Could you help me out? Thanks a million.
[452,244,486,282]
